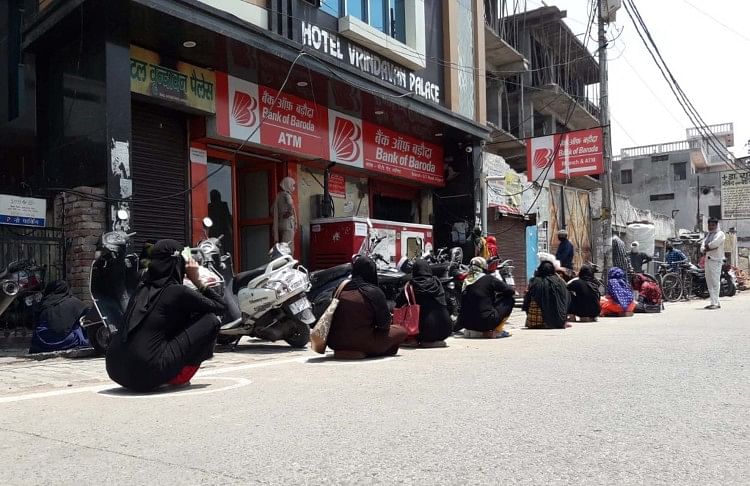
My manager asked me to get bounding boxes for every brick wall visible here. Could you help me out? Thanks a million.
[54,187,106,303]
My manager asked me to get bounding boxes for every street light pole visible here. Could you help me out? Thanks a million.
[599,0,613,270]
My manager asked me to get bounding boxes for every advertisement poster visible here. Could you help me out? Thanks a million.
[721,170,750,220]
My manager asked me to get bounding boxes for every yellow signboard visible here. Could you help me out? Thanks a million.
[130,45,216,113]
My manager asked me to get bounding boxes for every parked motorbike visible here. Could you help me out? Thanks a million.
[0,259,46,329]
[0,261,23,318]
[80,209,139,353]
[721,260,737,297]
[193,218,314,348]
[487,257,516,291]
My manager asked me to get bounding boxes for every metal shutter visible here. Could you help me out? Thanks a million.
[131,102,188,248]
[488,211,529,294]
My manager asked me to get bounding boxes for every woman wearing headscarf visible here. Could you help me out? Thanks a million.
[105,239,226,391]
[326,256,407,358]
[600,267,636,317]
[523,261,571,329]
[395,259,452,347]
[566,264,601,322]
[455,257,515,336]
[29,280,90,354]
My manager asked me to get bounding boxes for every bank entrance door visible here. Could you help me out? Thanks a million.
[237,160,277,271]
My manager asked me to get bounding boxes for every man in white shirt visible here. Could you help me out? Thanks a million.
[701,217,726,310]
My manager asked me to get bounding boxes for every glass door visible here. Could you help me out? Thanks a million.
[206,156,235,261]
[237,161,277,271]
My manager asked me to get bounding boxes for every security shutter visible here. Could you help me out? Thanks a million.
[131,102,188,247]
[488,211,529,293]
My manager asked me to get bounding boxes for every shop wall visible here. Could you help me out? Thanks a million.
[297,168,370,265]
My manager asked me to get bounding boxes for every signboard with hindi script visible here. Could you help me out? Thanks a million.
[130,45,216,113]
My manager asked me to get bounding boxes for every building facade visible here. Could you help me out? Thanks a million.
[613,123,750,244]
[1,0,492,300]
[479,1,602,281]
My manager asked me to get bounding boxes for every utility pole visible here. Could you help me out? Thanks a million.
[598,0,614,271]
[696,174,701,231]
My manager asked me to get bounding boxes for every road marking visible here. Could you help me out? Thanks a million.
[96,376,252,399]
[0,357,304,404]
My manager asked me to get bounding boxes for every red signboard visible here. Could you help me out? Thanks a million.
[526,127,604,182]
[362,122,444,185]
[258,85,329,158]
[214,74,444,186]
[329,173,347,198]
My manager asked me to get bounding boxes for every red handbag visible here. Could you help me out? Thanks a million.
[393,283,420,337]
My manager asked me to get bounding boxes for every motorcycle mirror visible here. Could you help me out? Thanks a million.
[202,217,214,229]
[366,218,373,229]
[116,209,129,221]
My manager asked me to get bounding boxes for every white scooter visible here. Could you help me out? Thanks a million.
[189,218,314,348]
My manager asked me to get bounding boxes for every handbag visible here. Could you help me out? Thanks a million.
[310,279,350,354]
[393,283,421,337]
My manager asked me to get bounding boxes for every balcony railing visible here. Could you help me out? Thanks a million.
[620,140,693,158]
[686,123,733,139]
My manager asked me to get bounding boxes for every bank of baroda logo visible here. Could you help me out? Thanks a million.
[227,75,260,143]
[328,111,363,167]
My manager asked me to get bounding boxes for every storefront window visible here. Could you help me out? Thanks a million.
[373,195,415,223]
[206,158,234,258]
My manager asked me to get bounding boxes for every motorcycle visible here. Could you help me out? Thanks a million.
[0,259,47,330]
[193,218,314,348]
[487,257,516,291]
[81,209,139,353]
[721,260,737,297]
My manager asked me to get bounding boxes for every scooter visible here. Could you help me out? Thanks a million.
[194,218,314,348]
[0,262,22,319]
[488,257,516,291]
[0,259,46,328]
[80,209,139,353]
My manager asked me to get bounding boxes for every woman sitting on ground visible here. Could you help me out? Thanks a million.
[523,261,571,329]
[395,258,452,348]
[29,280,90,354]
[566,264,601,322]
[326,256,407,359]
[600,267,636,317]
[105,239,226,392]
[455,257,515,338]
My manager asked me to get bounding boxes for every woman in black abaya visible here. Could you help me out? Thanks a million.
[395,259,452,346]
[105,239,226,391]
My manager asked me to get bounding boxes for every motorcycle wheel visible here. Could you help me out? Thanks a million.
[216,334,239,346]
[284,320,310,349]
[720,278,736,297]
[87,324,111,355]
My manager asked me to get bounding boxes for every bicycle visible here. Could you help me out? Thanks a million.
[652,261,683,302]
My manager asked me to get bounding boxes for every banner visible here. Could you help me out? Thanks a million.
[721,170,750,220]
[214,74,444,186]
[130,45,216,113]
[526,127,604,181]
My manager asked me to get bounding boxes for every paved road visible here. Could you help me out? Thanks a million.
[1,295,748,485]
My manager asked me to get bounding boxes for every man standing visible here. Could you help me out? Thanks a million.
[702,218,725,310]
[665,243,688,272]
[555,229,575,270]
[629,241,653,274]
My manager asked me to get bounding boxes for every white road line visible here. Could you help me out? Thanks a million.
[0,357,304,404]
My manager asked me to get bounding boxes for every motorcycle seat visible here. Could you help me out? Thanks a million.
[310,263,351,287]
[234,266,267,290]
